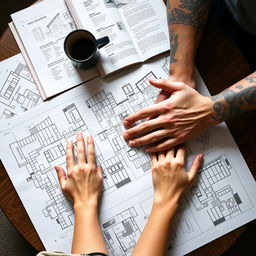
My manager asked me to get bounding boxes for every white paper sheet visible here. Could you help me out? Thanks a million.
[65,0,169,76]
[0,54,43,120]
[0,55,255,255]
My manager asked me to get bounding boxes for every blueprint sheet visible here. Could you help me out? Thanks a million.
[0,55,255,255]
[0,54,42,120]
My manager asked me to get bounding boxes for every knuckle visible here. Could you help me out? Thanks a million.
[78,165,85,173]
[164,159,172,167]
[152,166,157,172]
[134,138,141,145]
[77,148,84,155]
[66,143,71,150]
[151,136,158,143]
[126,130,133,137]
[175,160,184,168]
[162,102,172,111]
[139,109,148,118]
[66,155,73,162]
[67,171,73,178]
[88,150,95,157]
[87,164,96,172]
[141,122,148,130]
[152,163,159,172]
[164,116,174,124]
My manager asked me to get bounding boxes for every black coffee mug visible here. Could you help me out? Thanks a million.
[64,29,110,69]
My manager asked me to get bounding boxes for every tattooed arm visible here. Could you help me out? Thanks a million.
[153,0,210,104]
[211,72,256,121]
[123,72,256,151]
[167,0,210,88]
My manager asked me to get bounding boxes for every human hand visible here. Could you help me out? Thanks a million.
[55,132,103,210]
[123,79,218,152]
[151,146,203,206]
[155,75,196,104]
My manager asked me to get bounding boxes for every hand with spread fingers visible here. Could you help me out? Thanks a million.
[55,132,108,255]
[151,146,203,205]
[131,146,203,256]
[55,132,103,209]
[123,78,218,152]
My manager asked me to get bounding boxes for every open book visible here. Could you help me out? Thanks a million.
[10,0,100,100]
[10,0,169,100]
[65,0,170,77]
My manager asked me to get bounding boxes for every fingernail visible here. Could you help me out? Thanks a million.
[76,132,82,139]
[150,78,161,83]
[87,135,93,142]
[129,140,135,146]
[123,132,129,140]
[123,120,129,126]
[199,154,204,161]
[54,166,59,172]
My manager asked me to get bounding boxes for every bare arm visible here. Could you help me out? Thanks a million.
[131,147,203,256]
[55,133,108,255]
[131,203,178,256]
[72,204,106,254]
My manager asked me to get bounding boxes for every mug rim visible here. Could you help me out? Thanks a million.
[64,29,97,63]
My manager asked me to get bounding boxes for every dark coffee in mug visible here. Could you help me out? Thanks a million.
[70,39,95,60]
[64,29,110,69]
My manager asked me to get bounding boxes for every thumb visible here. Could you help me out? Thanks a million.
[149,78,183,93]
[155,90,171,103]
[55,166,67,190]
[187,154,203,183]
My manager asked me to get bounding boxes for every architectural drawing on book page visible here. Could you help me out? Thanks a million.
[65,0,169,76]
[0,54,42,120]
[0,56,255,254]
[11,0,99,99]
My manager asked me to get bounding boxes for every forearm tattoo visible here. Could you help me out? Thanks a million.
[168,0,210,30]
[170,30,178,64]
[211,86,256,122]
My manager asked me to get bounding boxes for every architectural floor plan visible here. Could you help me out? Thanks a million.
[0,54,42,120]
[0,56,255,255]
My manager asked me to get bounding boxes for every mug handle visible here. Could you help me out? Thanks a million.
[96,36,110,49]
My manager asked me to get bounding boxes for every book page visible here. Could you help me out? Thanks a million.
[11,0,99,99]
[0,54,43,120]
[119,0,170,61]
[65,0,144,76]
[0,55,255,254]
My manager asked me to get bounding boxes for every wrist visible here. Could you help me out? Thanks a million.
[153,196,180,212]
[74,201,98,215]
[152,198,179,218]
[168,71,195,89]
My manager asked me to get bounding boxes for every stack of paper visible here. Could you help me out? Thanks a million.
[0,55,256,256]
[0,0,255,255]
